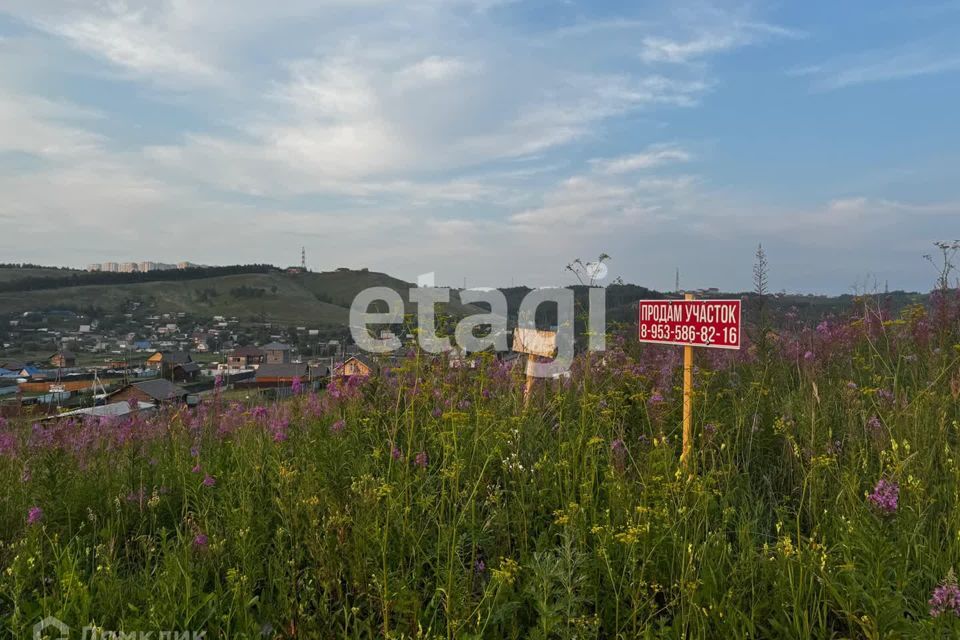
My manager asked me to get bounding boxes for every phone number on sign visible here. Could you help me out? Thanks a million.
[639,323,738,344]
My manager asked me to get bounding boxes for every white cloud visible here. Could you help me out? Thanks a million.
[395,56,480,89]
[590,144,691,174]
[794,41,960,90]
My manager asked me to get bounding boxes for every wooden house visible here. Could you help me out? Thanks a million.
[333,355,376,378]
[227,346,264,369]
[262,342,292,364]
[109,379,189,406]
[49,351,77,368]
[146,351,193,380]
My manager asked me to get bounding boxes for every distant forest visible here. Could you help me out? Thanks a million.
[0,265,277,293]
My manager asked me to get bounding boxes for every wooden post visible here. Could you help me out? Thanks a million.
[680,292,694,474]
[523,355,536,407]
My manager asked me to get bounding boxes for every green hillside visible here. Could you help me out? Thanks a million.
[0,268,480,325]
[0,266,83,283]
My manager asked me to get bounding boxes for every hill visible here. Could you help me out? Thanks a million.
[0,268,481,326]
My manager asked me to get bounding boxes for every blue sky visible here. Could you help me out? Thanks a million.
[0,0,957,293]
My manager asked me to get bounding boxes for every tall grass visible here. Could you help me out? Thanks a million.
[2,298,960,638]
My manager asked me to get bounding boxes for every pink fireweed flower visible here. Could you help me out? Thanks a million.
[930,570,960,618]
[414,451,428,469]
[193,533,209,549]
[27,506,43,525]
[330,419,345,434]
[867,478,899,514]
[291,376,303,394]
[191,463,202,473]
[202,474,216,487]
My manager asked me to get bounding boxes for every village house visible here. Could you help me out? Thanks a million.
[227,345,265,369]
[49,350,77,368]
[172,361,201,383]
[333,355,376,378]
[146,351,194,380]
[254,362,308,383]
[109,379,189,406]
[262,342,292,364]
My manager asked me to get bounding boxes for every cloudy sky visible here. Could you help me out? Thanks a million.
[0,1,958,293]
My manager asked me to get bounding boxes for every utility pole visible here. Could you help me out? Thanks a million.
[675,268,680,293]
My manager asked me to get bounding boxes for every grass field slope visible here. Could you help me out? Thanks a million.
[2,294,960,637]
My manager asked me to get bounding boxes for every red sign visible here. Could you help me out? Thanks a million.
[638,299,741,349]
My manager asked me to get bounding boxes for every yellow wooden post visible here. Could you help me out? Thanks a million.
[523,355,536,407]
[680,292,694,474]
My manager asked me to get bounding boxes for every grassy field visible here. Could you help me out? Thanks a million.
[2,294,960,637]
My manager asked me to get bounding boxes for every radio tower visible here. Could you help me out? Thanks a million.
[301,246,306,271]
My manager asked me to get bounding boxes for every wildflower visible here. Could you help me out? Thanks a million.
[930,569,960,618]
[474,559,486,574]
[391,446,403,461]
[414,451,428,469]
[431,407,443,418]
[192,463,202,474]
[330,419,345,434]
[193,533,209,549]
[703,423,718,439]
[847,381,858,390]
[202,474,217,488]
[291,376,303,394]
[803,351,815,362]
[866,416,884,437]
[27,506,43,525]
[648,391,665,406]
[867,478,899,515]
[214,375,223,391]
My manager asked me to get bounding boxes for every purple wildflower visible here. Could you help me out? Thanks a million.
[330,419,346,434]
[846,381,858,390]
[432,407,443,419]
[648,391,665,406]
[867,478,899,515]
[202,474,217,488]
[803,350,815,362]
[414,451,428,469]
[193,533,209,549]
[27,506,43,525]
[291,376,303,394]
[391,446,403,461]
[866,416,884,437]
[475,559,486,574]
[930,570,960,618]
[192,463,202,474]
